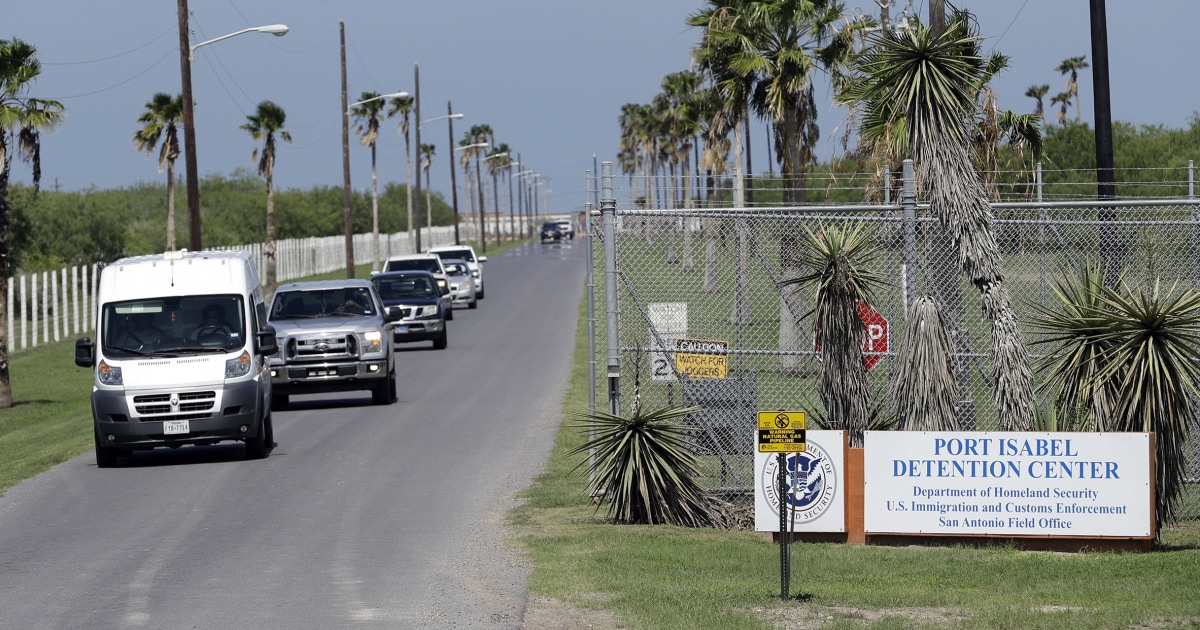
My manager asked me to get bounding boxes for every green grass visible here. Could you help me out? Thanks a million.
[509,289,1200,630]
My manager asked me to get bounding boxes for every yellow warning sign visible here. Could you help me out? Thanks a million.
[757,410,807,453]
[674,338,728,379]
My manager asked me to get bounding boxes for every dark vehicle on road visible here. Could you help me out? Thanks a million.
[371,271,450,350]
[540,221,566,243]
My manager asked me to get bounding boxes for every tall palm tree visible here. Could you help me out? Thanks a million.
[660,71,704,271]
[351,91,387,272]
[0,37,64,408]
[1050,91,1072,125]
[465,124,492,250]
[420,142,435,238]
[487,143,511,245]
[1054,55,1088,122]
[841,9,1037,430]
[1024,84,1049,119]
[690,0,866,376]
[133,92,183,251]
[240,100,292,291]
[386,95,415,248]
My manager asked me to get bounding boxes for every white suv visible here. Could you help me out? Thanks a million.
[429,245,488,299]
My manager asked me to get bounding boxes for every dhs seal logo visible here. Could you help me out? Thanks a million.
[759,439,837,524]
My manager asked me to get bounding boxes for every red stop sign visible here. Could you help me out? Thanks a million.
[857,302,889,370]
[813,301,889,371]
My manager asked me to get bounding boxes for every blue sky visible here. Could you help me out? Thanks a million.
[7,1,1195,214]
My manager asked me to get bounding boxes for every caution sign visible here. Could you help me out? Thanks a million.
[757,410,807,453]
[674,338,728,379]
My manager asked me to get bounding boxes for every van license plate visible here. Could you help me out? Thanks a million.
[163,420,189,435]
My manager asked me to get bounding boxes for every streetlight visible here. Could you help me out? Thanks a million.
[347,91,408,114]
[189,24,289,60]
[457,142,489,247]
[516,169,536,238]
[423,109,465,243]
[507,160,519,242]
[178,5,289,251]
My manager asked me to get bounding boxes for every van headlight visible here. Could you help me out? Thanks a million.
[226,351,252,378]
[361,330,383,354]
[98,360,123,386]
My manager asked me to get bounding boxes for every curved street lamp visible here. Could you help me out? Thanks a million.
[190,24,289,60]
[179,10,289,250]
[347,90,408,114]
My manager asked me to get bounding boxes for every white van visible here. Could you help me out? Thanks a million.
[74,250,279,467]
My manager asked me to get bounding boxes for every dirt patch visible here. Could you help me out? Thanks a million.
[522,596,624,629]
[753,604,964,629]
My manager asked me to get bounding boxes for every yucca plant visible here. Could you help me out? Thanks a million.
[1029,259,1122,432]
[1031,261,1200,531]
[890,295,959,432]
[568,405,724,527]
[784,221,886,447]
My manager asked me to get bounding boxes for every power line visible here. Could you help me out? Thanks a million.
[46,49,176,100]
[43,26,175,65]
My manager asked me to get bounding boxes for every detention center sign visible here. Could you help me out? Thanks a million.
[674,338,728,379]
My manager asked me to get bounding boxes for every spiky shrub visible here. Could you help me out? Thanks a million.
[1032,262,1200,530]
[1029,260,1121,432]
[891,295,959,432]
[568,405,723,527]
[785,221,886,447]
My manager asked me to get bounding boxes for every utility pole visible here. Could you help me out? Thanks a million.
[413,63,423,253]
[448,101,461,245]
[1090,0,1120,283]
[178,0,201,250]
[340,21,354,277]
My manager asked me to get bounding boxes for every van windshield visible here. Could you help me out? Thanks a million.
[102,294,246,357]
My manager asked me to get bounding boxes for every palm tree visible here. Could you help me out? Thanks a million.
[386,95,415,248]
[660,71,704,271]
[487,143,511,245]
[1050,91,1072,125]
[240,100,292,291]
[1024,84,1049,119]
[465,124,492,251]
[420,142,435,238]
[133,93,183,250]
[785,222,886,446]
[890,295,958,432]
[841,9,1037,431]
[351,91,387,272]
[690,0,866,375]
[0,37,64,408]
[1054,55,1088,122]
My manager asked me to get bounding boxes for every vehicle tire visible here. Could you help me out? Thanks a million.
[245,414,269,460]
[94,431,118,468]
[433,326,448,350]
[263,413,275,448]
[477,287,484,300]
[468,298,477,309]
[372,368,397,405]
[446,306,454,321]
[270,393,288,411]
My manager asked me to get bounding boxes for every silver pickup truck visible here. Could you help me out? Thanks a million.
[266,279,399,409]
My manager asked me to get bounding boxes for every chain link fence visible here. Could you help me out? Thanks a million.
[586,160,1200,521]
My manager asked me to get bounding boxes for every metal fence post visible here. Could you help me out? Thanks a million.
[901,159,916,310]
[602,161,621,415]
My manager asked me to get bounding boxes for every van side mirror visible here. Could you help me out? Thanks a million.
[256,326,279,356]
[75,337,95,368]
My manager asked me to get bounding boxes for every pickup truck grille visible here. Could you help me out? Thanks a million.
[289,335,358,361]
[133,391,216,418]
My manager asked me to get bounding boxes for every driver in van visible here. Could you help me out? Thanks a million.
[191,303,233,342]
[115,313,162,350]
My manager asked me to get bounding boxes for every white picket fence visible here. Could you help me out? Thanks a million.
[4,222,490,353]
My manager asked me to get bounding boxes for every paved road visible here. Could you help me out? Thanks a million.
[0,239,588,629]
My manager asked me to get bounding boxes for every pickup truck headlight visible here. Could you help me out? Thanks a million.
[414,306,441,320]
[98,360,123,386]
[225,351,252,378]
[361,330,383,354]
